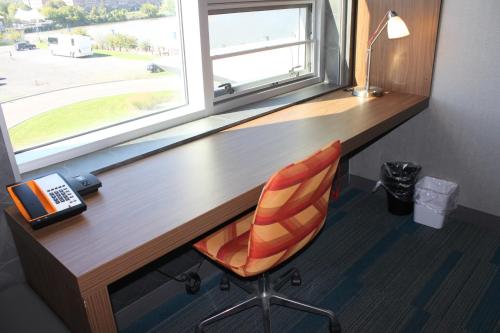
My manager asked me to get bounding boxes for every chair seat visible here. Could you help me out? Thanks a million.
[194,211,254,276]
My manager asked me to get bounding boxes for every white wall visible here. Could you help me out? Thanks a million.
[350,0,500,216]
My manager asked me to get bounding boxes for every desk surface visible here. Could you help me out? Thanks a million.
[5,90,428,293]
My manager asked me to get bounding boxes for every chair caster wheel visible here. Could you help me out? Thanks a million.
[291,270,301,286]
[330,321,341,333]
[220,276,230,291]
[185,272,201,294]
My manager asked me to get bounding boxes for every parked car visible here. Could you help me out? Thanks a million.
[14,41,36,51]
[147,63,164,73]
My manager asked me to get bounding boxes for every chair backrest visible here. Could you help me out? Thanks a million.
[244,140,341,275]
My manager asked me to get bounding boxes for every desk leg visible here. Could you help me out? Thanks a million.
[83,287,117,333]
[7,217,117,333]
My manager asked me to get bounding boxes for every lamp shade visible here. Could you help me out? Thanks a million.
[387,16,410,39]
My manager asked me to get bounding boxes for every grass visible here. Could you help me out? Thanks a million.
[10,90,182,151]
[93,49,156,61]
[36,41,48,49]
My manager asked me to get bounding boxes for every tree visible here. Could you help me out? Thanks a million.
[19,2,30,10]
[161,0,176,15]
[0,1,22,26]
[140,3,159,18]
[104,32,137,51]
[117,33,137,50]
[2,29,23,42]
[87,5,108,24]
[40,6,65,24]
[0,3,10,26]
[6,2,16,17]
[108,9,126,22]
[61,6,86,26]
[97,5,108,22]
[0,2,8,15]
[140,39,152,52]
[41,4,86,27]
[44,0,67,9]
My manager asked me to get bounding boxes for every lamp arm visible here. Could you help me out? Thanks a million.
[367,10,394,46]
[364,10,392,93]
[368,21,389,48]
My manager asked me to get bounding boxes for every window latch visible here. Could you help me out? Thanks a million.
[218,83,235,95]
[289,66,302,77]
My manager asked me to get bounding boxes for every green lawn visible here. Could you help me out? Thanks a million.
[10,90,181,151]
[36,41,48,49]
[93,49,156,61]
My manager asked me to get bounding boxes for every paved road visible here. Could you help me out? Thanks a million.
[1,77,183,128]
[0,44,184,128]
[0,47,165,102]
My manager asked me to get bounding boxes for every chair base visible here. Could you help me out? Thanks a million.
[195,270,341,333]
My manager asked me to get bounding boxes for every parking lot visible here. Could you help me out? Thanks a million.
[0,45,183,128]
[1,46,156,101]
[1,16,181,101]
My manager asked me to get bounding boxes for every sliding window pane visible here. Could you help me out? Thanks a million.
[209,7,311,57]
[213,44,310,95]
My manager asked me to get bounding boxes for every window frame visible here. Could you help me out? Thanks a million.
[209,2,317,102]
[8,0,353,174]
[13,0,209,173]
[204,0,327,113]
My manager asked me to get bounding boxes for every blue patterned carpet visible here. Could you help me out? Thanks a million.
[121,187,500,333]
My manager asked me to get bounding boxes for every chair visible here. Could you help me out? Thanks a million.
[194,140,342,333]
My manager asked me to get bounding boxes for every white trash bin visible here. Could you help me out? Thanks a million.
[414,176,459,229]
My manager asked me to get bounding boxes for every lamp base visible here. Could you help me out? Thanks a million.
[352,86,384,98]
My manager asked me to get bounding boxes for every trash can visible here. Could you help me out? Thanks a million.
[372,162,421,215]
[414,176,459,229]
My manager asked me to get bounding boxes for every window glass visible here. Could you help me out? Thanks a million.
[209,7,310,56]
[1,0,185,152]
[209,5,314,99]
[213,44,309,90]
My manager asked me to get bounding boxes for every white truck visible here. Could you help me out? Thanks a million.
[48,34,93,58]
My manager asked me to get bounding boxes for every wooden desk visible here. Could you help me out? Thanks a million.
[4,90,428,332]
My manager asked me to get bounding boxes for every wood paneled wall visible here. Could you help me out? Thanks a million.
[354,0,442,96]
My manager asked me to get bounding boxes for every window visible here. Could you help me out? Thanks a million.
[206,0,330,112]
[0,0,351,173]
[209,4,315,101]
[1,0,186,155]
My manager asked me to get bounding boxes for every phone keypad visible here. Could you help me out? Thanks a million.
[48,185,77,205]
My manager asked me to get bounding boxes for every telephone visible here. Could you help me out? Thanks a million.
[7,173,87,229]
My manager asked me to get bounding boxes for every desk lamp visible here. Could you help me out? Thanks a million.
[353,10,410,97]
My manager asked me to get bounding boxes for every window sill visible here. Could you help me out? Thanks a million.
[16,102,204,174]
[21,82,342,179]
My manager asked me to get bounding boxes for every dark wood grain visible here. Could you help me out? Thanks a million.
[355,0,442,96]
[83,287,117,333]
[6,215,92,333]
[4,90,428,332]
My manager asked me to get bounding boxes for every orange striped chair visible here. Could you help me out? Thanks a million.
[194,140,342,333]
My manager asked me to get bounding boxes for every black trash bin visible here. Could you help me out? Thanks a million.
[373,162,421,215]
